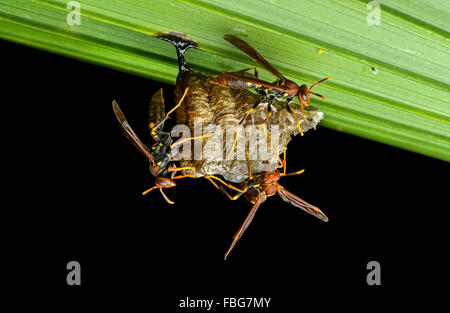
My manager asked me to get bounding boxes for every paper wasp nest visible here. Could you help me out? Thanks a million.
[157,32,323,183]
[174,72,323,183]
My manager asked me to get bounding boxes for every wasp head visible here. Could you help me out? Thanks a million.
[261,170,281,185]
[297,77,332,107]
[154,176,176,188]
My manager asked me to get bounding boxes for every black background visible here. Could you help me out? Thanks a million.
[3,39,448,310]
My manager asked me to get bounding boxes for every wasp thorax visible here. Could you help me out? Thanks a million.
[284,79,298,90]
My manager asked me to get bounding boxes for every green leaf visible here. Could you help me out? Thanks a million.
[1,0,449,161]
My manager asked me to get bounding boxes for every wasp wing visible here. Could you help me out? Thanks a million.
[112,100,155,165]
[224,34,286,80]
[211,72,287,92]
[224,193,267,259]
[149,88,167,131]
[277,187,328,222]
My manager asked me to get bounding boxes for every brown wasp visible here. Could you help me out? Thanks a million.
[211,35,331,156]
[210,150,328,259]
[113,88,208,204]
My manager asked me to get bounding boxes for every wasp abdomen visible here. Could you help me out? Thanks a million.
[210,75,257,90]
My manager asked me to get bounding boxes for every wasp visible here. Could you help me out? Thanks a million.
[210,150,328,259]
[211,35,331,156]
[112,88,208,204]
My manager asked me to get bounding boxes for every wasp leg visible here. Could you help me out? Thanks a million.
[261,123,284,168]
[170,134,211,148]
[258,98,284,167]
[165,87,189,119]
[149,88,190,143]
[205,176,244,200]
[172,174,198,179]
[245,150,253,179]
[286,103,304,136]
[219,186,245,201]
[167,165,198,179]
[261,97,274,124]
[278,151,305,177]
[239,93,268,125]
[206,175,249,193]
[205,177,244,200]
[227,93,268,159]
[168,165,196,172]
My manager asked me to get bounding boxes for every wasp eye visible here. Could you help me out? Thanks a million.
[301,93,308,102]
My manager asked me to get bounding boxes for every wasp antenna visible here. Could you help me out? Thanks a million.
[283,169,305,177]
[142,185,157,195]
[309,76,332,90]
[159,188,175,204]
[309,92,326,101]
